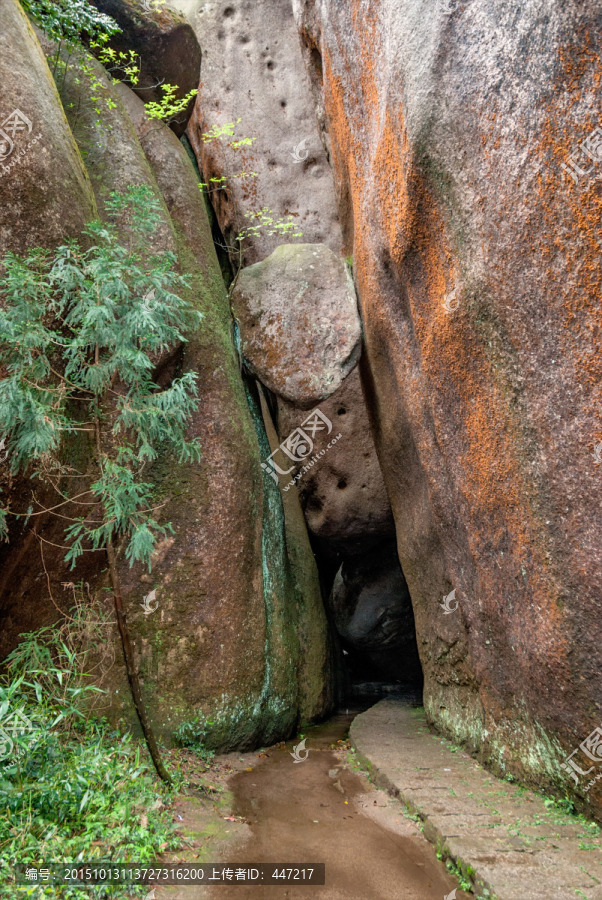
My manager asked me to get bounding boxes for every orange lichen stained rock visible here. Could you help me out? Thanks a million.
[295,0,601,812]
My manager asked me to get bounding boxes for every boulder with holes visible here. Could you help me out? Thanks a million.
[276,368,415,687]
[184,0,341,266]
[275,366,393,554]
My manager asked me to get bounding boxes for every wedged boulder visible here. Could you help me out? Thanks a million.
[0,0,96,255]
[231,243,362,407]
[276,365,394,551]
[329,542,422,683]
[183,0,342,265]
[295,0,602,812]
[114,83,334,734]
[89,0,201,135]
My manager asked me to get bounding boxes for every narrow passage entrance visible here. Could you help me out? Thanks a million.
[320,537,424,708]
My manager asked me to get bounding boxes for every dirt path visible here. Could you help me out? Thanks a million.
[165,712,470,900]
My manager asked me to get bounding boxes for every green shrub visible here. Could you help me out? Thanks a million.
[20,0,119,48]
[0,184,202,568]
[0,609,182,898]
[0,184,203,781]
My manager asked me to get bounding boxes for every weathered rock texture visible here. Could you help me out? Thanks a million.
[276,366,394,552]
[2,0,599,819]
[0,13,333,749]
[231,243,361,406]
[275,365,410,688]
[183,0,342,265]
[115,84,333,736]
[89,0,201,135]
[294,0,602,811]
[0,0,98,657]
[330,542,421,683]
[0,0,96,254]
[181,0,416,700]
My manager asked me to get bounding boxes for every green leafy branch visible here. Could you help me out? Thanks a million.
[143,83,199,126]
[199,171,258,194]
[196,120,303,277]
[200,118,256,149]
[237,207,303,243]
[90,35,141,88]
[197,119,258,194]
[23,0,195,129]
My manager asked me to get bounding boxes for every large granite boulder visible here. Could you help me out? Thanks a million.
[0,0,97,656]
[89,0,201,135]
[0,27,333,748]
[295,0,602,812]
[115,84,334,731]
[0,0,96,255]
[231,243,362,407]
[183,0,342,265]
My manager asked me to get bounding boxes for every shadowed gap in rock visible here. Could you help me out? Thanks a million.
[313,535,424,708]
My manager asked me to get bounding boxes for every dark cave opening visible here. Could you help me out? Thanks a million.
[314,536,424,709]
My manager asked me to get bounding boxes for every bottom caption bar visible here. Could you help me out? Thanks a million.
[16,864,326,885]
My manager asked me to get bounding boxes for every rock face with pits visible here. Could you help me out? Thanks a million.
[276,366,394,551]
[275,367,412,688]
[184,0,342,265]
[183,0,414,693]
[231,243,362,407]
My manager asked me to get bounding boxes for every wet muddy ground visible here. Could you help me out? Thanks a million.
[163,710,470,900]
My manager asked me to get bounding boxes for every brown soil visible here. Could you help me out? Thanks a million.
[193,712,469,900]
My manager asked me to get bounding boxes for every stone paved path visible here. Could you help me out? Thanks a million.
[350,699,602,900]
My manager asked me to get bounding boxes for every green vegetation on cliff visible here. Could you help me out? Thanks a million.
[0,186,204,781]
[0,186,202,566]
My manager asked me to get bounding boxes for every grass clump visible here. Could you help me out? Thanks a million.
[0,604,182,898]
[173,716,216,767]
